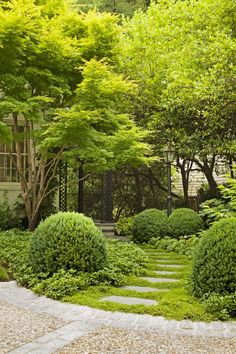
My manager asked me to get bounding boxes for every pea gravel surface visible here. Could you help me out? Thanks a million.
[0,298,65,353]
[56,326,236,354]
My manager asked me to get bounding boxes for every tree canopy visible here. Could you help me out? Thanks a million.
[0,0,150,228]
[121,0,236,199]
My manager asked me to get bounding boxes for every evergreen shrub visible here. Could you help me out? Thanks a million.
[191,217,236,297]
[149,235,199,257]
[132,208,168,243]
[29,212,107,274]
[0,199,21,230]
[168,208,204,238]
[203,292,236,320]
[116,216,134,236]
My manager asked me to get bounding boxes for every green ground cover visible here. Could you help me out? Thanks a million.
[64,248,214,321]
[0,266,9,281]
[0,229,234,322]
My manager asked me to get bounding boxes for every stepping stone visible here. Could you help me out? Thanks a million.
[101,295,158,306]
[155,270,178,275]
[142,277,179,283]
[157,264,184,268]
[155,259,179,263]
[121,286,169,293]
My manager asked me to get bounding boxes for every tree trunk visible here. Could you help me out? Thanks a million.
[193,156,219,197]
[28,213,39,231]
[176,157,193,207]
[203,166,218,194]
[77,165,84,213]
[134,169,143,213]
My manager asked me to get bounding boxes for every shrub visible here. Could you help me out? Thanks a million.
[149,235,200,257]
[199,171,236,227]
[29,212,107,274]
[107,240,148,275]
[0,266,10,281]
[132,208,169,243]
[168,208,204,238]
[0,199,21,230]
[116,216,134,236]
[32,270,89,300]
[203,293,236,320]
[199,198,232,227]
[191,217,236,298]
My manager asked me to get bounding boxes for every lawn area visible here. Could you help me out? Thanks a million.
[63,247,214,322]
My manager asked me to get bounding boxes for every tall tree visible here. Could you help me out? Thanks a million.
[0,0,148,229]
[121,0,236,201]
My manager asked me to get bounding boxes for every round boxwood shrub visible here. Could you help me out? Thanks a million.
[29,212,107,274]
[132,209,169,243]
[168,208,204,238]
[191,217,236,298]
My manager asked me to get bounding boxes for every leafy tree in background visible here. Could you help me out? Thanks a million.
[0,0,149,229]
[121,0,236,204]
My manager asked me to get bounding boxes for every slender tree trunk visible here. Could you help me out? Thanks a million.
[229,156,235,179]
[28,213,40,231]
[193,156,218,196]
[77,165,84,213]
[134,169,143,214]
[11,113,63,230]
[203,165,218,192]
[176,157,193,207]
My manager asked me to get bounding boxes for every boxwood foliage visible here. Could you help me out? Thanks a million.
[29,212,107,274]
[132,208,169,243]
[191,217,236,298]
[168,208,204,238]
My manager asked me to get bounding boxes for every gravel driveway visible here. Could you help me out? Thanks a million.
[0,299,65,353]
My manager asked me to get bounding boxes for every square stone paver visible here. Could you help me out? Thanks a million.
[156,264,184,268]
[101,296,158,306]
[142,277,179,283]
[120,286,169,293]
[155,270,178,275]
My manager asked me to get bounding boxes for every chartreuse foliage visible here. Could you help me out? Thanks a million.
[149,235,199,257]
[0,266,9,281]
[116,216,134,236]
[132,209,169,243]
[0,0,150,230]
[191,218,236,298]
[168,208,204,238]
[29,212,107,274]
[65,247,214,321]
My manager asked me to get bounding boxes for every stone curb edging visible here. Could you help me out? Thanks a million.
[0,281,235,354]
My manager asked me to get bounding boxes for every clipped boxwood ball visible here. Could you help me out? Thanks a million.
[29,212,107,274]
[191,217,236,298]
[168,208,204,238]
[132,208,169,243]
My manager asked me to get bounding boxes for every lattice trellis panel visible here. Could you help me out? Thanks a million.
[59,162,67,212]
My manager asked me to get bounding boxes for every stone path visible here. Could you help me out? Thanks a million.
[101,251,181,305]
[1,250,236,353]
